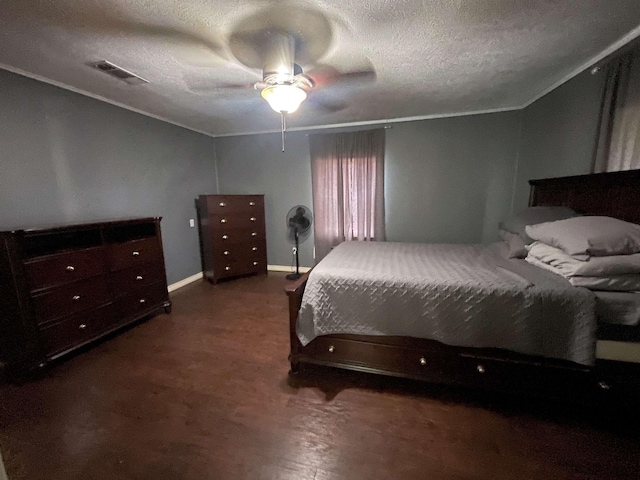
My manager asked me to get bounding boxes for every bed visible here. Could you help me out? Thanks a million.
[285,169,640,404]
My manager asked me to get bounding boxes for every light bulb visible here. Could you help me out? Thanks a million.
[261,85,307,114]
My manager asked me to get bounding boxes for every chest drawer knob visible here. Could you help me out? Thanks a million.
[219,202,226,207]
[72,295,81,301]
[598,381,611,390]
[253,261,259,266]
[252,247,258,251]
[223,251,229,255]
[222,235,229,240]
[225,266,231,271]
[136,275,143,281]
[249,201,256,206]
[78,323,87,330]
[476,365,485,374]
[419,357,427,366]
[328,345,335,353]
[220,218,228,224]
[132,251,140,256]
[66,265,75,272]
[139,298,146,304]
[250,217,257,222]
[251,232,257,237]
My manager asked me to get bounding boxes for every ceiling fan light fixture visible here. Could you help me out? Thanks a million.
[261,84,307,114]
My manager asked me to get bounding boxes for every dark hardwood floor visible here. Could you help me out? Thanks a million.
[1,273,639,479]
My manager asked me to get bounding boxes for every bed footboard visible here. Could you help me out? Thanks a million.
[284,272,309,372]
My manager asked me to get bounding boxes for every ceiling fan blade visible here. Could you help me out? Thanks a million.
[306,63,377,89]
[307,95,350,113]
[9,1,229,67]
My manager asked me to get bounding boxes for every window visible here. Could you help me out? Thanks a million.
[310,129,385,262]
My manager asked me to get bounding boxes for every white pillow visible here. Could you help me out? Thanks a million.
[499,206,578,244]
[526,256,640,291]
[527,241,640,277]
[525,216,640,259]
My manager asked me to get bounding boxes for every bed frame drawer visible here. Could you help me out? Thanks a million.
[301,336,448,379]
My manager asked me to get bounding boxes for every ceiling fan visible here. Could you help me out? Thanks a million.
[209,6,377,151]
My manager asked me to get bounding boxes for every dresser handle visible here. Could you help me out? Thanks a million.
[476,365,485,374]
[225,266,231,271]
[220,219,227,223]
[219,202,226,207]
[222,235,229,240]
[139,298,146,304]
[72,295,81,301]
[419,357,427,366]
[66,265,75,272]
[253,261,258,266]
[223,251,229,255]
[328,345,335,353]
[250,217,257,222]
[252,247,258,251]
[132,251,140,256]
[598,381,611,390]
[78,323,87,330]
[249,201,256,206]
[251,232,257,237]
[136,275,143,281]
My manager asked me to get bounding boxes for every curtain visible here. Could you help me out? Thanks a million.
[593,49,640,172]
[310,129,385,262]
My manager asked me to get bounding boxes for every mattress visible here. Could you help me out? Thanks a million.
[298,241,597,365]
[594,291,640,326]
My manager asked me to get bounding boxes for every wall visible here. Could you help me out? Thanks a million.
[214,110,521,266]
[512,69,606,209]
[0,69,217,284]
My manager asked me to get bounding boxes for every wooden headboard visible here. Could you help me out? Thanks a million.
[529,169,640,224]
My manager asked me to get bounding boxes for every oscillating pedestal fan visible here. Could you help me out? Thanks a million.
[286,205,313,280]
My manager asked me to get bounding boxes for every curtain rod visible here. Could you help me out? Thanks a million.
[305,125,392,137]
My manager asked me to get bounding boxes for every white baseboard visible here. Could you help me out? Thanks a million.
[168,272,204,293]
[268,264,312,273]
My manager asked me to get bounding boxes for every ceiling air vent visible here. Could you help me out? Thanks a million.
[90,60,149,85]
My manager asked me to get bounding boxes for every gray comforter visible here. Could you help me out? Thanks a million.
[297,242,597,365]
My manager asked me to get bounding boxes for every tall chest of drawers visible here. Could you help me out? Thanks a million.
[196,194,267,283]
[0,218,171,376]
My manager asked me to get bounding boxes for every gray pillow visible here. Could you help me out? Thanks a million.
[499,229,528,259]
[525,216,640,259]
[499,206,578,244]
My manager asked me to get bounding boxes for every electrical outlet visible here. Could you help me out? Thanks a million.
[292,247,297,254]
[189,219,195,228]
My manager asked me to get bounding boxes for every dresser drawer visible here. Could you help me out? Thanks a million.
[38,304,116,356]
[210,213,265,230]
[24,247,106,291]
[216,258,266,278]
[108,237,163,271]
[114,282,168,319]
[109,262,166,296]
[211,227,265,248]
[206,195,263,215]
[214,241,266,264]
[31,276,111,324]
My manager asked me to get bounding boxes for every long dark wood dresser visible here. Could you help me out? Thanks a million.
[0,217,171,377]
[196,194,267,283]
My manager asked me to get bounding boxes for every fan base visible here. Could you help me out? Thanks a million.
[286,273,303,281]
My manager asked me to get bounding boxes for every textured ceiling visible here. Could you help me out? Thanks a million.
[2,0,640,137]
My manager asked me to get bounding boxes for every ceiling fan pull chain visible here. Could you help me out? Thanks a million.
[281,113,287,152]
